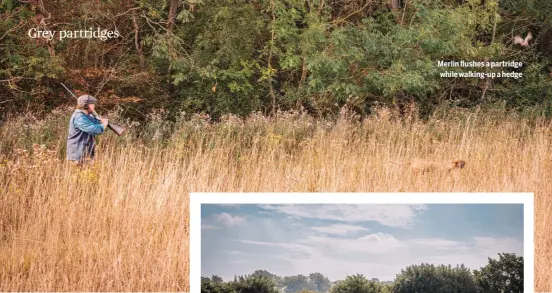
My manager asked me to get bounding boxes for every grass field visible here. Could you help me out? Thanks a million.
[0,105,551,291]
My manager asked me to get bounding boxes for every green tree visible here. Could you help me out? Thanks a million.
[2,0,552,119]
[237,275,280,293]
[282,274,316,293]
[393,263,478,293]
[380,283,393,293]
[210,275,223,284]
[309,272,332,292]
[252,269,278,280]
[474,253,524,293]
[330,274,380,293]
[201,277,223,293]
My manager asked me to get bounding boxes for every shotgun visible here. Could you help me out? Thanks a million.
[60,83,126,136]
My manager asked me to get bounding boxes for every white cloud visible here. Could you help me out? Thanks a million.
[471,237,524,257]
[214,212,246,227]
[229,233,523,281]
[311,224,370,235]
[228,260,249,264]
[301,233,404,254]
[217,204,242,208]
[240,232,405,258]
[240,240,317,255]
[202,224,221,230]
[228,250,246,255]
[258,204,427,227]
[409,238,468,250]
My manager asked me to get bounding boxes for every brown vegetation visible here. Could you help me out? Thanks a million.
[0,105,551,291]
[409,158,466,174]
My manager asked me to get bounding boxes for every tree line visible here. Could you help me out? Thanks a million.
[1,0,551,121]
[201,253,523,293]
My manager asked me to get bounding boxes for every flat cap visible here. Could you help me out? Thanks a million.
[77,95,97,106]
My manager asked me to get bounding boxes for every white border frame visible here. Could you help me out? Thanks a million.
[190,192,534,293]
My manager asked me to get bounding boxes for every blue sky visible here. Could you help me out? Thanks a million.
[201,204,524,282]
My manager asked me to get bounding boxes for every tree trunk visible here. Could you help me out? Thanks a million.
[268,0,277,115]
[299,55,307,88]
[132,11,144,69]
[481,12,498,101]
[168,0,179,31]
[390,0,401,23]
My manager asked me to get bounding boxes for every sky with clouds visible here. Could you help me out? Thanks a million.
[201,204,524,282]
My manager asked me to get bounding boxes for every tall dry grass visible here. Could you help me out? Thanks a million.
[0,104,551,291]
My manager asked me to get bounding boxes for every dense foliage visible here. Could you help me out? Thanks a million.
[474,253,524,293]
[393,264,478,293]
[201,253,523,293]
[330,274,386,293]
[1,0,551,120]
[201,274,280,293]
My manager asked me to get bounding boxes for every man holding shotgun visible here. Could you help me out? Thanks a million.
[66,94,108,165]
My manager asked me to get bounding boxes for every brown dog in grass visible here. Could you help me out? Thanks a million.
[410,159,466,174]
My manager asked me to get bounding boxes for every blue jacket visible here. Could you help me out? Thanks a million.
[66,110,105,161]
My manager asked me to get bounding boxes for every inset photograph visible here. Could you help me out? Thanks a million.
[191,193,533,293]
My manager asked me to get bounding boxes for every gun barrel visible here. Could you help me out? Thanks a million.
[107,123,126,136]
[92,111,126,136]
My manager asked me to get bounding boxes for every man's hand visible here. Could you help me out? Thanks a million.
[101,118,108,129]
